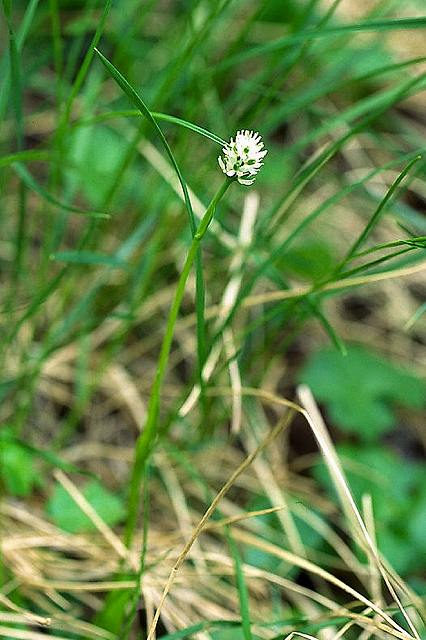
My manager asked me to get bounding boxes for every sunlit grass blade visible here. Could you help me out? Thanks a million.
[339,247,416,279]
[404,302,426,331]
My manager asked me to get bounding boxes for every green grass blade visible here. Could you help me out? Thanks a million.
[51,251,128,268]
[13,163,110,218]
[265,74,425,235]
[222,17,426,68]
[226,527,253,640]
[125,179,232,548]
[0,0,40,118]
[340,247,418,279]
[74,109,226,144]
[94,47,211,414]
[341,155,423,266]
[0,149,49,168]
[61,0,112,126]
[94,48,197,232]
[308,301,347,355]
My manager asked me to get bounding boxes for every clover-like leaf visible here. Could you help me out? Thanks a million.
[47,479,126,533]
[299,345,424,439]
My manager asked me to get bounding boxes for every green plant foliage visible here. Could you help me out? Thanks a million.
[94,588,134,635]
[408,483,426,553]
[243,496,323,574]
[211,626,262,640]
[314,445,426,574]
[0,429,40,497]
[46,479,126,533]
[299,345,425,438]
[277,236,335,282]
[67,126,131,207]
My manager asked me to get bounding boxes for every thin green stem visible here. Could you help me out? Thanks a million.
[125,177,233,548]
[335,155,422,272]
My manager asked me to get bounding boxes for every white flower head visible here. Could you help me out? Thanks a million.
[218,130,267,186]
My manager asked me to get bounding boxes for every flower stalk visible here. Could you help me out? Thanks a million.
[125,177,233,547]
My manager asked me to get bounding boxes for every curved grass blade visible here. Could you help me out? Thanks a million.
[259,56,426,135]
[352,236,426,259]
[95,47,210,443]
[71,110,226,145]
[94,48,197,232]
[13,162,110,218]
[153,112,226,145]
[0,149,49,168]
[265,74,426,235]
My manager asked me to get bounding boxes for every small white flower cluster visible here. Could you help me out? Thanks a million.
[218,130,267,185]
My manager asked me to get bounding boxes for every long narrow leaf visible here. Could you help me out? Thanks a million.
[342,155,423,264]
[94,48,197,233]
[72,109,226,145]
[13,163,109,218]
[51,251,128,268]
[0,149,49,168]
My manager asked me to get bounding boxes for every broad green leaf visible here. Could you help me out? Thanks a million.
[277,236,335,282]
[47,479,126,533]
[314,445,421,521]
[0,430,40,497]
[299,345,425,438]
[314,445,424,574]
[66,125,130,208]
